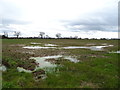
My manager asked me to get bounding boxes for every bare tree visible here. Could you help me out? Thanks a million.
[39,32,45,38]
[74,36,78,39]
[14,31,21,38]
[3,31,8,37]
[56,33,61,38]
[45,35,49,38]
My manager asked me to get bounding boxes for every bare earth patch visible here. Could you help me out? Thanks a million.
[80,81,99,88]
[10,44,25,47]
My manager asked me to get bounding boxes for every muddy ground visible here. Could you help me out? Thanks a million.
[2,39,119,88]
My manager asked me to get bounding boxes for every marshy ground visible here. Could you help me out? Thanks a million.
[1,39,119,88]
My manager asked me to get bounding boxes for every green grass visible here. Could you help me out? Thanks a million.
[2,39,119,88]
[3,69,36,88]
[43,53,118,88]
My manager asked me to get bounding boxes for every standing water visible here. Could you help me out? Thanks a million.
[0,65,7,72]
[30,55,62,70]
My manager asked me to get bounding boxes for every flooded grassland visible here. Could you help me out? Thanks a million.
[2,39,119,88]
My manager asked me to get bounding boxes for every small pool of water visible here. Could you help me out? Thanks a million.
[90,46,107,51]
[30,55,62,70]
[116,51,120,53]
[110,51,120,54]
[22,51,35,54]
[17,55,79,73]
[108,45,114,47]
[31,42,41,44]
[0,65,7,72]
[23,46,56,49]
[30,55,79,70]
[62,45,113,51]
[23,44,114,51]
[63,46,89,49]
[45,44,58,46]
[17,67,32,73]
[64,56,79,63]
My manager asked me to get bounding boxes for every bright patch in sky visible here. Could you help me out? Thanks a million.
[0,0,119,38]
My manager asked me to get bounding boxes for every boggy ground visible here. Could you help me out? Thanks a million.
[2,39,119,88]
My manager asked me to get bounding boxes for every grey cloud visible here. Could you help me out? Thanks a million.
[0,0,28,33]
[1,18,31,25]
[61,6,118,32]
[0,24,15,34]
[0,29,14,33]
[67,25,117,32]
[0,0,22,19]
[0,0,31,25]
[0,18,31,34]
[63,17,117,32]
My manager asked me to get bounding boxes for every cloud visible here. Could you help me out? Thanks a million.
[0,0,23,20]
[0,0,28,34]
[0,18,32,35]
[1,18,31,25]
[0,0,118,38]
[61,6,118,32]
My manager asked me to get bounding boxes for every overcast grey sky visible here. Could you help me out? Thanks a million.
[0,0,119,38]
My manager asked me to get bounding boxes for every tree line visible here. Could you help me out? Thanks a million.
[1,31,79,39]
[0,31,119,40]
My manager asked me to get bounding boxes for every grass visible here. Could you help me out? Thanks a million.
[44,53,118,88]
[3,69,36,88]
[1,39,119,88]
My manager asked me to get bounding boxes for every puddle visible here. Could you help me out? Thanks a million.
[45,44,58,46]
[116,51,120,53]
[23,44,113,51]
[30,55,79,71]
[108,45,114,47]
[42,55,63,59]
[0,65,7,72]
[63,46,89,49]
[22,51,35,54]
[17,67,33,73]
[23,43,58,49]
[64,56,79,63]
[23,46,56,49]
[31,42,41,44]
[17,55,79,74]
[17,55,63,73]
[101,44,113,47]
[30,55,62,70]
[90,46,108,51]
[62,45,113,51]
[109,51,120,54]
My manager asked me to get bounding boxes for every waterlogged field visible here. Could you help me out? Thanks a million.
[1,39,119,88]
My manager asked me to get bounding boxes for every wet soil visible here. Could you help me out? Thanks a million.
[2,42,113,72]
